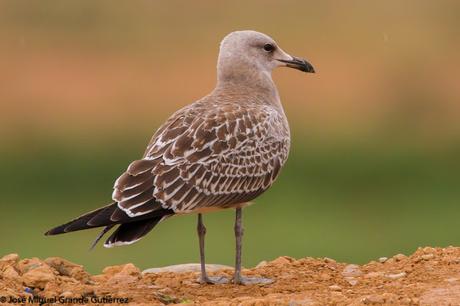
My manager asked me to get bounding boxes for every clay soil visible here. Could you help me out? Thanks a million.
[1,247,460,305]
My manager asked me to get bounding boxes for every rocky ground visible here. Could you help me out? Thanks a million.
[1,247,460,305]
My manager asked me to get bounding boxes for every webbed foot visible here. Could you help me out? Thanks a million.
[198,275,230,284]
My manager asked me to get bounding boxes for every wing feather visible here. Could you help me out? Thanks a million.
[112,102,290,215]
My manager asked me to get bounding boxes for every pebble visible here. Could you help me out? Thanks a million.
[255,261,268,268]
[421,254,434,260]
[324,257,336,264]
[1,253,20,264]
[378,257,388,263]
[342,264,363,277]
[393,254,407,261]
[422,247,436,254]
[329,285,342,291]
[345,277,359,286]
[385,272,406,280]
[385,258,395,264]
[341,264,362,286]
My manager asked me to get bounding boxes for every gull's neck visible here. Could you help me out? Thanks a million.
[215,66,282,109]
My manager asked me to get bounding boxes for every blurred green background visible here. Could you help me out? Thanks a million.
[1,1,459,274]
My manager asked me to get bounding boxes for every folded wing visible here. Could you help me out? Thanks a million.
[114,102,290,216]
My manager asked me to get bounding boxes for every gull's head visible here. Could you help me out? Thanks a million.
[217,30,314,82]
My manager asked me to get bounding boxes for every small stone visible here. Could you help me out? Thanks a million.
[385,272,406,279]
[342,264,363,277]
[324,257,336,264]
[393,254,406,261]
[1,253,20,264]
[367,260,378,266]
[255,261,268,268]
[422,247,436,254]
[329,285,342,291]
[421,254,434,260]
[345,277,359,286]
[378,257,388,263]
[385,258,395,264]
[342,264,362,286]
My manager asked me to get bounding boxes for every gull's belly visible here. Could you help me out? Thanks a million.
[176,202,254,214]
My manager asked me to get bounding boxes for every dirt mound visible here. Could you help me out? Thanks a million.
[1,247,460,305]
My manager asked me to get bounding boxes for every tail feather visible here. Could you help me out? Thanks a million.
[103,216,166,248]
[45,203,117,235]
[89,225,115,251]
[45,202,173,236]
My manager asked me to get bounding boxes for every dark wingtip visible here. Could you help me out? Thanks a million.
[44,202,119,237]
[44,226,64,236]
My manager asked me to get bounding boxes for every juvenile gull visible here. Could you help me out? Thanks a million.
[45,30,315,285]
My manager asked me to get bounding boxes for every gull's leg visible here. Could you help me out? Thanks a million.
[233,208,274,285]
[197,213,229,284]
[197,213,208,282]
[233,208,243,283]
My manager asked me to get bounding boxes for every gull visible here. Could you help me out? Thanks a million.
[45,30,315,285]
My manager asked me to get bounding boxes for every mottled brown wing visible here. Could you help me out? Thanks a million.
[112,102,290,216]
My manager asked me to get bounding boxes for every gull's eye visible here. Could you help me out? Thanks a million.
[263,43,275,52]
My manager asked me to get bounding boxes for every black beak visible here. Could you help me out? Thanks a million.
[278,56,315,73]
